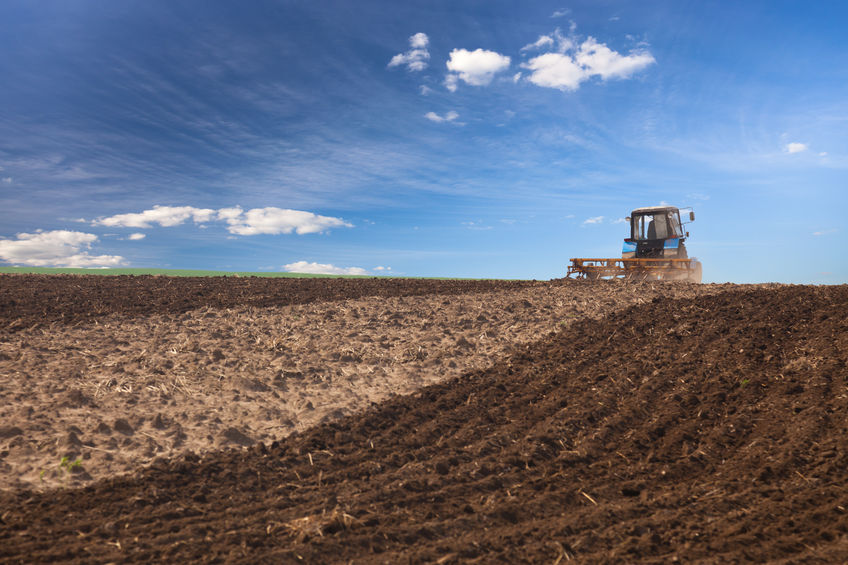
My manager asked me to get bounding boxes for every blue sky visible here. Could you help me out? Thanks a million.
[1,1,846,282]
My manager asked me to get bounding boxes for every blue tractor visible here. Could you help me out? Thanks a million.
[568,205,702,282]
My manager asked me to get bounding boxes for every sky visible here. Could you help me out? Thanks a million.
[0,0,846,283]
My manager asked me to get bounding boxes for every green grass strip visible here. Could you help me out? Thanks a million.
[0,267,364,278]
[0,266,510,280]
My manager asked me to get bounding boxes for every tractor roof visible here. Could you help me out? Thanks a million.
[630,205,679,214]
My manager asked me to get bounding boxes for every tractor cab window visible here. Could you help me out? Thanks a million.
[632,212,679,240]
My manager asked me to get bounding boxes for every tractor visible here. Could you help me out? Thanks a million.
[567,205,702,282]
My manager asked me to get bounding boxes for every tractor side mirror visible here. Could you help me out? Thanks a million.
[689,211,695,221]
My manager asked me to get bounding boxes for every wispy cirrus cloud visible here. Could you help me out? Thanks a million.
[424,111,459,123]
[582,216,604,225]
[388,33,430,71]
[521,29,573,53]
[283,261,367,275]
[812,228,837,236]
[0,230,125,268]
[93,205,353,236]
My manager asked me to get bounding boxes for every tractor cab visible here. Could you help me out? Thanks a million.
[622,206,694,259]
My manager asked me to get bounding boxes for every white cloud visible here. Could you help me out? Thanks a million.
[551,9,570,18]
[523,53,586,91]
[582,216,604,225]
[521,35,555,52]
[785,142,808,154]
[424,110,459,123]
[283,261,368,276]
[522,36,655,91]
[419,85,434,95]
[128,233,146,240]
[92,205,352,236]
[444,74,459,92]
[2,177,11,184]
[445,48,511,88]
[0,230,125,268]
[373,265,392,271]
[819,151,828,157]
[522,29,574,54]
[576,37,656,79]
[219,207,353,236]
[613,217,628,224]
[388,32,430,72]
[409,32,428,49]
[216,206,243,222]
[94,205,215,228]
[812,228,837,236]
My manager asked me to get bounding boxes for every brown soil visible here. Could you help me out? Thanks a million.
[0,274,540,332]
[0,276,713,491]
[1,277,847,563]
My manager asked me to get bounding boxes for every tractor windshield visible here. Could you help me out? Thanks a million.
[632,211,681,241]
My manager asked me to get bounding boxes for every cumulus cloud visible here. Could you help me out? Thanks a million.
[576,38,655,79]
[388,32,430,72]
[785,142,808,154]
[445,48,511,89]
[94,205,215,228]
[522,35,655,91]
[0,230,125,268]
[283,261,368,276]
[128,233,146,240]
[551,9,570,18]
[523,53,586,91]
[92,205,352,236]
[220,207,352,236]
[2,177,11,184]
[582,216,604,225]
[424,110,459,123]
[373,266,392,272]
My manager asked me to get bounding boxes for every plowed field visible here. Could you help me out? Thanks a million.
[1,275,847,563]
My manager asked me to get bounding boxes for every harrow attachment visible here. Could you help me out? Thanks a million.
[567,258,703,282]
